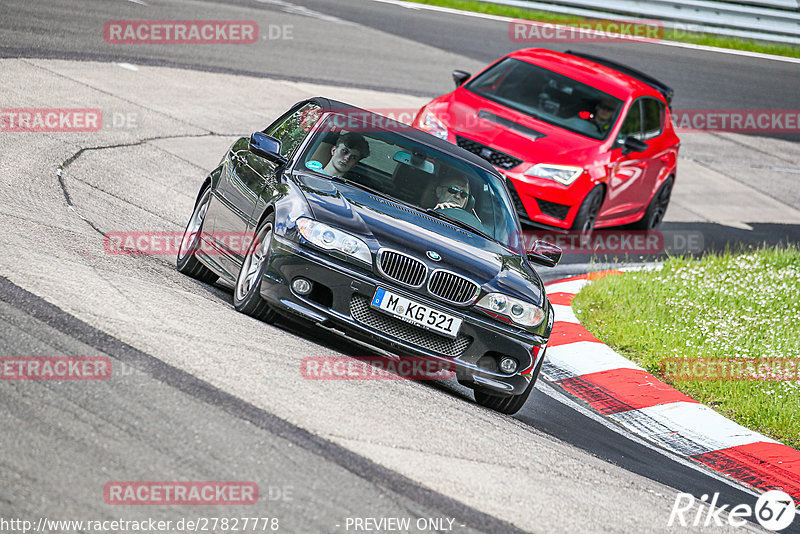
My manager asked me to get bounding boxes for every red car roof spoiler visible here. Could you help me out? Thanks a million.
[564,50,674,108]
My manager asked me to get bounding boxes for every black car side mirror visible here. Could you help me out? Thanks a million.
[250,132,288,165]
[621,136,649,155]
[452,70,471,87]
[526,240,562,268]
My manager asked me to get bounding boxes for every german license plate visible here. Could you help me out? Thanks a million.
[371,288,462,339]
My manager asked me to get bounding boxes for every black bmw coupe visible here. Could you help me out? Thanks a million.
[177,98,561,414]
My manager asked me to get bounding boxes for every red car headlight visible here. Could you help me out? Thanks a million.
[417,109,449,141]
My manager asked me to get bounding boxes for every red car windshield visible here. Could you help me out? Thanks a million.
[465,57,624,141]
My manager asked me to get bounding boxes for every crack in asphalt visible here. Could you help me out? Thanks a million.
[53,132,251,310]
[56,133,220,237]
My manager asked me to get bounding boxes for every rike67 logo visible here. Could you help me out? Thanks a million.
[668,490,796,531]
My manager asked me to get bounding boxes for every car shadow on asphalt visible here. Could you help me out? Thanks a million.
[199,280,479,405]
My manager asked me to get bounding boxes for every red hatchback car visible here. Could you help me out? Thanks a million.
[414,49,680,231]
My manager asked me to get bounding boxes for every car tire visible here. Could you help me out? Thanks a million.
[473,355,544,415]
[632,176,673,230]
[176,185,219,284]
[571,186,604,232]
[233,213,277,323]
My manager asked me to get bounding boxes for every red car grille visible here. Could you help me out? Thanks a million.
[535,198,570,221]
[504,179,532,222]
[456,136,522,170]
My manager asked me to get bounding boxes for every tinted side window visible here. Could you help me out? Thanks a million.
[268,103,322,158]
[618,101,642,140]
[468,59,516,93]
[642,98,665,139]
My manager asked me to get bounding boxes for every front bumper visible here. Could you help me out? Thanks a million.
[259,235,548,396]
[503,170,592,230]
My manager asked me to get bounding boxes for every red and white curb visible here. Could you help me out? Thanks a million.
[543,271,800,505]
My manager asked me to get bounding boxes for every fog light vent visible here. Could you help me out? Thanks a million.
[292,277,313,295]
[499,357,518,374]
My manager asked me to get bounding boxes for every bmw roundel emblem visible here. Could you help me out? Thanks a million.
[426,250,441,261]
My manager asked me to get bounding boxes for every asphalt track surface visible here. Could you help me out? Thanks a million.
[4,0,800,112]
[3,0,800,253]
[0,0,798,532]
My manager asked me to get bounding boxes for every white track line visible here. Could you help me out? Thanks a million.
[255,0,354,25]
[369,0,800,65]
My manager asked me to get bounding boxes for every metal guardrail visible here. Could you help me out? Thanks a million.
[480,0,800,44]
[734,0,798,8]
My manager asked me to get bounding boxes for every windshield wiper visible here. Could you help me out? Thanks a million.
[326,174,392,199]
[424,209,495,242]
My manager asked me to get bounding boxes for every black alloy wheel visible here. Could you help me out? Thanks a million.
[571,186,604,232]
[633,176,674,230]
[233,213,278,323]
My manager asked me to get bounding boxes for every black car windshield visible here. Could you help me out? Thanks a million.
[465,57,624,140]
[298,114,520,247]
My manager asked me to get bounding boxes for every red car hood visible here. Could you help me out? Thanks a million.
[437,90,604,165]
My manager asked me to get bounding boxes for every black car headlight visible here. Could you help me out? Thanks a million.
[476,293,545,327]
[296,218,372,265]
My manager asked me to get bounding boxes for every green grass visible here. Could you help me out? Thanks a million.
[572,247,800,449]
[404,0,800,59]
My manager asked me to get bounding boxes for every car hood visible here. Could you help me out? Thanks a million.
[436,90,605,164]
[294,173,545,305]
